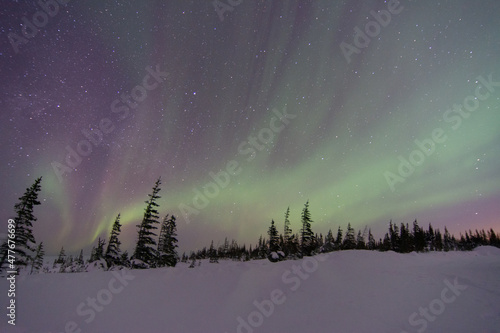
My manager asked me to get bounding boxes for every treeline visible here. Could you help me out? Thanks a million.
[1,177,499,275]
[181,202,500,263]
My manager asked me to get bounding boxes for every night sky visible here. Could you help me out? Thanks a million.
[1,0,499,255]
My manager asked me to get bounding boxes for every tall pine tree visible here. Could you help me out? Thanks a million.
[283,207,292,254]
[413,220,425,252]
[1,177,42,272]
[132,177,162,268]
[105,214,123,267]
[157,215,179,267]
[268,220,280,252]
[300,201,314,256]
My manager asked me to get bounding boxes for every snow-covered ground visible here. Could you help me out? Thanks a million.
[1,247,499,333]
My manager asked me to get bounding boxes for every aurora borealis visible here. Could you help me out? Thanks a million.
[1,0,499,255]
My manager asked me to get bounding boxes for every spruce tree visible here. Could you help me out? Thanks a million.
[323,229,335,252]
[157,215,179,267]
[356,230,366,249]
[434,229,443,251]
[283,207,292,254]
[316,233,324,250]
[325,229,334,244]
[413,220,425,252]
[157,214,168,265]
[56,246,66,265]
[0,177,42,272]
[89,246,97,263]
[300,201,314,256]
[74,249,85,272]
[368,229,376,250]
[268,220,280,252]
[426,224,435,251]
[257,235,267,259]
[30,242,45,274]
[335,226,343,250]
[381,233,391,251]
[222,237,229,258]
[399,223,411,253]
[389,221,400,252]
[105,214,123,267]
[164,215,179,266]
[132,177,162,268]
[95,238,106,261]
[342,223,356,250]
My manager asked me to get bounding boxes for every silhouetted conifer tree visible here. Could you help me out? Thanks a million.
[132,177,162,268]
[56,246,66,265]
[300,201,314,255]
[356,230,366,249]
[381,233,391,251]
[399,223,411,253]
[434,229,443,251]
[368,229,376,250]
[413,220,425,252]
[91,238,106,262]
[322,229,335,252]
[105,214,122,267]
[426,224,435,251]
[157,215,179,267]
[389,221,400,252]
[283,207,292,254]
[342,223,356,250]
[268,220,280,252]
[0,177,42,272]
[335,226,343,250]
[30,242,44,274]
